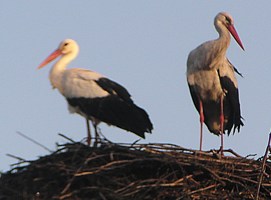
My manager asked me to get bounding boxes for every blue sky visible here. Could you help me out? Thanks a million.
[1,1,270,171]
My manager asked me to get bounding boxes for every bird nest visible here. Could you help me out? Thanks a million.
[0,139,270,200]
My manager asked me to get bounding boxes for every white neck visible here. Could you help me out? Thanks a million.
[49,50,78,93]
[214,22,231,55]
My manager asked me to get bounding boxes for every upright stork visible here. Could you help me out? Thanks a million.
[186,12,244,152]
[38,39,153,145]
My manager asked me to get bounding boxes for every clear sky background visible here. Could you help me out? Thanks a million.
[1,1,270,171]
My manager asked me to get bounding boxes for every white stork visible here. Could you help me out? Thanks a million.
[186,12,244,152]
[38,39,153,145]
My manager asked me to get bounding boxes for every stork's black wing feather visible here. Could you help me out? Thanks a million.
[95,78,133,103]
[188,84,200,114]
[217,70,244,134]
[67,96,153,138]
[227,58,243,77]
[67,77,153,138]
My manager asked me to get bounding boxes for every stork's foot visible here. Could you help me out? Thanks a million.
[217,146,224,156]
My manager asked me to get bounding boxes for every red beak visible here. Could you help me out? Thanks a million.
[37,49,62,69]
[227,24,244,50]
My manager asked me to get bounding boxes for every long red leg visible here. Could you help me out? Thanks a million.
[92,121,99,147]
[199,100,204,151]
[220,96,224,154]
[86,118,91,146]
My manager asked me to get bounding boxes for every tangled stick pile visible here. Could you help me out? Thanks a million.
[0,141,270,200]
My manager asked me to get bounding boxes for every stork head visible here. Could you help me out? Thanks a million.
[214,12,244,50]
[38,39,80,69]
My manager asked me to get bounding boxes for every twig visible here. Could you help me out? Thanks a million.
[60,162,84,195]
[58,133,75,143]
[256,132,271,200]
[187,184,217,195]
[245,154,257,159]
[58,192,73,200]
[223,148,242,157]
[16,131,52,153]
[6,153,25,162]
[75,160,133,176]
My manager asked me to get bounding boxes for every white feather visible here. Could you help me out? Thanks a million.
[62,68,109,98]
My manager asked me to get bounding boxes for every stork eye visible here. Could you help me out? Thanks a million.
[225,17,231,24]
[64,43,69,46]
